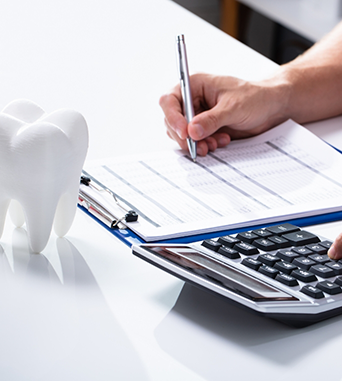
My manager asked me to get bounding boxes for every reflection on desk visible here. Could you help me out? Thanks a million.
[156,283,342,380]
[0,229,147,380]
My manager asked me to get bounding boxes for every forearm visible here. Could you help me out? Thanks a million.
[271,22,342,124]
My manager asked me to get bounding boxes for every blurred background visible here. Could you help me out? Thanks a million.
[172,0,342,64]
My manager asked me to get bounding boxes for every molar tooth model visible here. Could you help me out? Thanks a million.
[0,99,89,252]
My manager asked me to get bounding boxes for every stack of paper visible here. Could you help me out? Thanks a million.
[84,120,342,242]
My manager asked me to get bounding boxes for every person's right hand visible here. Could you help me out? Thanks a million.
[159,73,290,156]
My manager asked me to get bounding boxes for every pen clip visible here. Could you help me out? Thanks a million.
[176,36,185,83]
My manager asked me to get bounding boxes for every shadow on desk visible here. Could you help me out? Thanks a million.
[0,228,147,381]
[155,283,342,380]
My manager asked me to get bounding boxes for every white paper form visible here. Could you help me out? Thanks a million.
[84,120,342,241]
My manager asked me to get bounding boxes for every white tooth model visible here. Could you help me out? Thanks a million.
[0,99,89,252]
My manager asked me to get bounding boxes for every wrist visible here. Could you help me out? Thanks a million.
[255,67,294,125]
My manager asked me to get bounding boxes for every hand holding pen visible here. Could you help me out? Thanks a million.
[159,47,284,156]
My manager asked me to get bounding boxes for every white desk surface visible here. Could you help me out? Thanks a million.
[1,0,342,380]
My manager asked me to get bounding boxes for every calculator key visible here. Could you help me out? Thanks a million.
[319,240,333,250]
[306,243,327,254]
[218,246,240,259]
[326,261,342,276]
[236,231,258,243]
[276,273,299,287]
[268,235,290,248]
[242,258,262,271]
[300,285,325,299]
[291,246,313,256]
[257,254,280,267]
[310,264,335,279]
[275,274,298,287]
[265,223,300,235]
[253,239,278,252]
[258,265,279,279]
[274,261,297,274]
[252,228,272,238]
[276,249,299,262]
[308,254,330,264]
[217,235,240,248]
[201,239,221,252]
[233,242,259,255]
[292,269,317,283]
[293,257,316,271]
[282,231,320,246]
[316,281,342,295]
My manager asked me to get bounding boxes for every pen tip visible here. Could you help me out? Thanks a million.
[193,158,196,163]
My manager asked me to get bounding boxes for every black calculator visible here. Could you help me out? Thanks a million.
[132,223,342,327]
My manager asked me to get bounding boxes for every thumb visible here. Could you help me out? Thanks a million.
[188,105,228,141]
[328,232,342,260]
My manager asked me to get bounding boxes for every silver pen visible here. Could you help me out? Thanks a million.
[176,34,197,162]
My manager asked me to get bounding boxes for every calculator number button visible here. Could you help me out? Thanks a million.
[233,242,259,255]
[218,235,240,247]
[201,239,221,252]
[252,228,272,238]
[300,285,325,299]
[308,254,330,264]
[276,249,299,262]
[257,254,280,267]
[306,243,328,254]
[253,239,278,251]
[292,257,316,271]
[292,269,317,283]
[291,246,313,256]
[310,264,335,279]
[319,240,333,249]
[218,246,240,259]
[268,235,290,248]
[242,258,262,270]
[275,273,298,287]
[258,265,279,279]
[316,281,342,295]
[325,261,342,276]
[274,261,297,274]
[236,231,258,243]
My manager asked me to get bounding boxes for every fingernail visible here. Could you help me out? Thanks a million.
[174,125,183,139]
[193,124,204,139]
[176,130,183,139]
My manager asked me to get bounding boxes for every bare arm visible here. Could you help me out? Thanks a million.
[280,21,342,124]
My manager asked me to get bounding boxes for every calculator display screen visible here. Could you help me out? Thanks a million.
[144,245,297,302]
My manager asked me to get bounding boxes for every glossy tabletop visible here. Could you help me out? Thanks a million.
[1,0,342,380]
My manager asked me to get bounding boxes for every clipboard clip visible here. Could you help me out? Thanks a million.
[78,172,138,229]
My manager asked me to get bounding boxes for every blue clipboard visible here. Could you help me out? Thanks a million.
[78,204,342,248]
